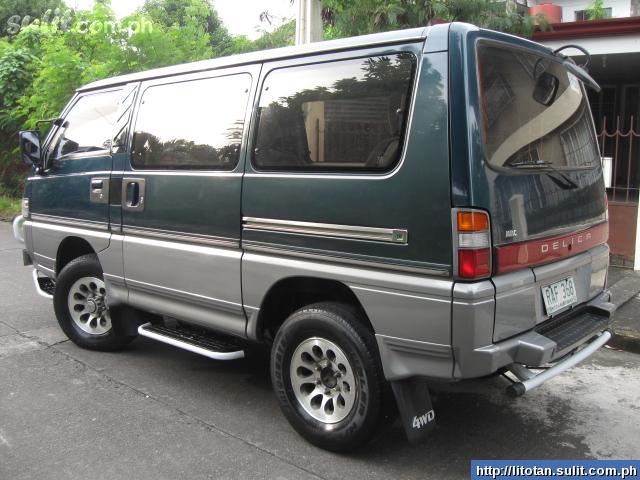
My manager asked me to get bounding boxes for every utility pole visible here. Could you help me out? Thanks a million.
[295,0,323,45]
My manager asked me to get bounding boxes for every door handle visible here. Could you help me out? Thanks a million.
[89,177,109,204]
[122,178,146,212]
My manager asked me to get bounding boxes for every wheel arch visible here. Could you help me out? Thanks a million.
[251,276,374,342]
[56,236,97,275]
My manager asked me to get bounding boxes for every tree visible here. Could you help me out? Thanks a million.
[139,0,232,55]
[224,20,295,55]
[323,0,547,38]
[0,0,65,37]
[0,0,224,196]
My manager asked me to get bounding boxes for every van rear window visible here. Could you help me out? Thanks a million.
[477,42,600,170]
[253,54,415,172]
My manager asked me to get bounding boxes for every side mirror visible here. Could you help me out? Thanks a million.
[19,130,43,168]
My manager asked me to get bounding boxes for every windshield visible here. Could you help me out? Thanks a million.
[477,42,600,170]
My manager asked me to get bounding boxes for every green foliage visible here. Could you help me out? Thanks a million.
[0,0,241,197]
[323,0,548,38]
[0,0,65,37]
[0,193,21,220]
[586,0,611,20]
[140,0,232,55]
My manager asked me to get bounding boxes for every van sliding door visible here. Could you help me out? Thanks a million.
[120,65,259,337]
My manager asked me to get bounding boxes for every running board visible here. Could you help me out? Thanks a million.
[137,322,245,361]
[32,269,55,299]
[505,330,611,397]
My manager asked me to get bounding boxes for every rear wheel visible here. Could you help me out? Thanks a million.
[270,302,385,452]
[53,254,135,351]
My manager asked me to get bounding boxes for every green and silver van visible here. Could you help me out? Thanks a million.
[14,22,614,451]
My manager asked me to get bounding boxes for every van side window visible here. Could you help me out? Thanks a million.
[253,54,415,172]
[132,74,251,170]
[48,90,121,161]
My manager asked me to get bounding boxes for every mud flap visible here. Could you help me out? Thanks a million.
[390,378,436,443]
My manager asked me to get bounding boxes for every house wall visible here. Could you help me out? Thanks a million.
[608,202,638,267]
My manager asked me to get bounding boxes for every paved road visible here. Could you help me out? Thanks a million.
[1,223,639,480]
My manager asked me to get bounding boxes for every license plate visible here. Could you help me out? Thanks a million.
[541,277,577,316]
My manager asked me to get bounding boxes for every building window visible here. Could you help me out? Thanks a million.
[252,54,416,172]
[574,8,612,20]
[132,74,251,170]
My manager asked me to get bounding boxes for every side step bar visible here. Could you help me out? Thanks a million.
[137,322,245,361]
[505,330,611,397]
[32,269,55,299]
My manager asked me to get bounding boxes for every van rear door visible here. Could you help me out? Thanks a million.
[475,41,607,258]
[451,28,609,342]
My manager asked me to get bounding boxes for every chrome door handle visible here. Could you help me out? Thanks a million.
[122,178,146,212]
[89,177,109,204]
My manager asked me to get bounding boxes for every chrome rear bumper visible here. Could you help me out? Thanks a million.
[505,330,612,396]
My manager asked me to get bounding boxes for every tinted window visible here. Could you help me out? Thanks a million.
[477,43,599,170]
[253,54,415,172]
[48,90,121,160]
[132,74,251,170]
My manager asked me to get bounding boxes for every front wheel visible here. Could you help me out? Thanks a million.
[53,254,135,351]
[270,302,385,452]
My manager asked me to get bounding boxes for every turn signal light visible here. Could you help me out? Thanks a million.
[457,211,489,232]
[455,209,491,279]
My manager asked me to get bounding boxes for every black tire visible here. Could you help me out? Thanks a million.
[271,302,385,452]
[53,254,135,351]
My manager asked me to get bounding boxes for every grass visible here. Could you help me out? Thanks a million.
[0,195,21,221]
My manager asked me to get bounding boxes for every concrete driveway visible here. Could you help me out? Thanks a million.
[1,223,639,480]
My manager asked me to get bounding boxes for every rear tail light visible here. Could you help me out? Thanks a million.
[455,210,491,279]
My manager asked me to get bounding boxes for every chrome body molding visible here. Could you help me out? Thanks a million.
[122,225,239,249]
[243,217,409,244]
[241,242,448,276]
[30,214,109,231]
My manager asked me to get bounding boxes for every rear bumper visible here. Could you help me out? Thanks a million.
[376,290,614,382]
[454,290,614,379]
[456,292,616,378]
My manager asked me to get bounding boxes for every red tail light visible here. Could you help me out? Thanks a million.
[455,209,491,279]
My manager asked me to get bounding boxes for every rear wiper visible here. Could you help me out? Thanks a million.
[509,160,579,189]
[509,160,553,168]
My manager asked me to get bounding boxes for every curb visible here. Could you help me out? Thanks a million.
[608,272,640,354]
[608,329,640,355]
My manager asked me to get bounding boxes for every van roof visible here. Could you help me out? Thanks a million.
[78,26,433,92]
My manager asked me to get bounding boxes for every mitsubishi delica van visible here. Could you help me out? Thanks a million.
[14,22,615,451]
